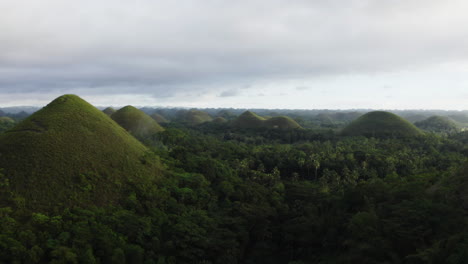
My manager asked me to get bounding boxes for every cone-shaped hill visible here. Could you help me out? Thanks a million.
[414,116,460,134]
[177,109,213,125]
[151,113,169,124]
[112,106,164,139]
[264,116,302,129]
[102,107,116,116]
[232,111,302,130]
[232,111,266,129]
[212,117,227,123]
[0,95,162,210]
[341,111,423,138]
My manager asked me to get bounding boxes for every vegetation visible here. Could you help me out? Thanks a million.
[0,116,15,133]
[341,111,423,138]
[112,105,164,139]
[1,96,468,263]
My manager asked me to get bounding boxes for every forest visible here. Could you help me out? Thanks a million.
[1,96,468,263]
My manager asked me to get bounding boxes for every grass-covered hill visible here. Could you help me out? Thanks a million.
[112,106,164,139]
[415,115,460,134]
[212,116,227,123]
[102,106,116,116]
[177,109,213,125]
[341,111,423,138]
[0,95,161,210]
[264,116,302,129]
[232,111,266,129]
[232,111,302,130]
[0,116,15,133]
[151,113,169,124]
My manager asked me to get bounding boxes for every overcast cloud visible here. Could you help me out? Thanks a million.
[1,0,468,108]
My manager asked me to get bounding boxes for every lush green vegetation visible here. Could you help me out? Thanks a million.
[341,111,423,138]
[1,96,468,263]
[112,106,164,139]
[0,116,15,133]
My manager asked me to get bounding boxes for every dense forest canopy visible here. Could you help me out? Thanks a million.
[0,96,468,263]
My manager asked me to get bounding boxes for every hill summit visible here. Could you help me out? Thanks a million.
[112,106,164,139]
[341,111,423,138]
[177,109,213,125]
[0,95,161,210]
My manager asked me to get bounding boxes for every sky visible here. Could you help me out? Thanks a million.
[1,0,468,109]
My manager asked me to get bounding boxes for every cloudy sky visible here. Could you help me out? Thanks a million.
[1,0,468,109]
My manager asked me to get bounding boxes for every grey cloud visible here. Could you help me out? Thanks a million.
[1,0,468,99]
[219,89,241,97]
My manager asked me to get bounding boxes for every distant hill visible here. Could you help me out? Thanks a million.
[151,113,169,124]
[232,111,302,130]
[264,116,302,129]
[112,106,164,139]
[177,109,213,125]
[102,107,116,116]
[0,116,15,133]
[341,111,423,138]
[212,117,227,123]
[232,111,266,129]
[415,116,460,134]
[0,95,161,210]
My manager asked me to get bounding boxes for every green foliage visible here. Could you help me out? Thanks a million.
[102,107,116,116]
[232,111,302,130]
[341,111,423,138]
[415,115,460,135]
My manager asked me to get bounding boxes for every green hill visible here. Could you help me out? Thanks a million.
[212,117,227,123]
[264,116,302,129]
[0,116,15,133]
[232,111,302,130]
[341,111,423,138]
[0,95,161,210]
[415,116,460,134]
[102,107,116,116]
[112,106,164,139]
[232,111,266,129]
[177,109,213,125]
[151,113,169,124]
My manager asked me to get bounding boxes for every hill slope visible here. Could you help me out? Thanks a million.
[112,106,164,139]
[264,116,302,129]
[0,95,161,210]
[414,116,460,134]
[341,111,423,138]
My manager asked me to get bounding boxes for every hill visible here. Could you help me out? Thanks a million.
[151,113,169,123]
[232,111,266,129]
[177,109,213,125]
[0,95,161,210]
[212,117,227,123]
[0,116,15,133]
[102,107,116,116]
[414,116,460,134]
[232,111,302,130]
[112,106,164,139]
[341,111,423,138]
[264,116,302,129]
